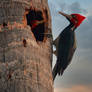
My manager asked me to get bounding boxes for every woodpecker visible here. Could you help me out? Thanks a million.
[53,11,86,81]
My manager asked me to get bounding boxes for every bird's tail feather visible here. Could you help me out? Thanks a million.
[53,62,64,81]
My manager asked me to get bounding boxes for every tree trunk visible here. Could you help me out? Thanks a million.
[0,0,53,92]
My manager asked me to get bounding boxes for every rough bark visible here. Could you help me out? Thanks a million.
[0,0,53,92]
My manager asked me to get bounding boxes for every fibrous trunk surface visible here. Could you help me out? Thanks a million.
[0,0,53,92]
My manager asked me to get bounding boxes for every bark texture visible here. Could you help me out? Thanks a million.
[0,0,53,92]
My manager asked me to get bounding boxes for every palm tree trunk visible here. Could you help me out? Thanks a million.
[0,0,53,92]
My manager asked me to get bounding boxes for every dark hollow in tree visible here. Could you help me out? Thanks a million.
[26,9,45,42]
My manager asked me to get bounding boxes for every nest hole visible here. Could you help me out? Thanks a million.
[26,9,46,42]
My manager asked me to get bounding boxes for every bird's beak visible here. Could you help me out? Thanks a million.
[59,12,72,20]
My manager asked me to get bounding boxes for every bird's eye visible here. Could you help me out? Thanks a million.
[72,15,76,18]
[72,15,78,21]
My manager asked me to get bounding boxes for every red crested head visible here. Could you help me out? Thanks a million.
[70,14,86,28]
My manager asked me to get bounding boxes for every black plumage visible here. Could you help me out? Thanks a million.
[53,18,77,81]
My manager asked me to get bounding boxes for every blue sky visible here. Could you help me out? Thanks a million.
[48,0,92,92]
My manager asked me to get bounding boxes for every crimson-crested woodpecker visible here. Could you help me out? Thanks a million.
[53,12,86,81]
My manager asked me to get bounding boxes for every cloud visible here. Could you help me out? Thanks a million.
[51,1,88,14]
[68,2,87,14]
[55,85,92,92]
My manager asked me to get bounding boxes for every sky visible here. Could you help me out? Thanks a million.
[48,0,92,92]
